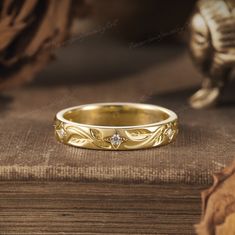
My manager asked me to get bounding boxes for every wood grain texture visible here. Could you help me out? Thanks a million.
[0,38,234,184]
[0,182,203,234]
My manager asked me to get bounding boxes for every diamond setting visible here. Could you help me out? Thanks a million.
[110,133,123,149]
[56,128,67,139]
[165,128,174,140]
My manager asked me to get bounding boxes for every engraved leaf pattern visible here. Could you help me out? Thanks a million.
[90,129,111,149]
[124,126,165,149]
[55,120,178,150]
[66,126,92,147]
[153,126,167,146]
[68,135,90,146]
[125,129,152,141]
[90,129,103,140]
[65,126,111,149]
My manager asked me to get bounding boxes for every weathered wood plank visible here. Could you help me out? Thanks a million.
[0,182,203,234]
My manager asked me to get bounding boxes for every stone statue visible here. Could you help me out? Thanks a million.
[189,0,235,108]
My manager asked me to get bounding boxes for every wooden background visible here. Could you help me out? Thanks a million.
[0,182,204,234]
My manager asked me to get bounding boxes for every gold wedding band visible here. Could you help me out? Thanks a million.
[54,103,178,150]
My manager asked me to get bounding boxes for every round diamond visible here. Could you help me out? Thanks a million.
[57,128,66,139]
[111,134,122,147]
[166,128,173,139]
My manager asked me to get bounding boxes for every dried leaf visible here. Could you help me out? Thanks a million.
[196,161,235,235]
[216,213,235,235]
[0,0,80,90]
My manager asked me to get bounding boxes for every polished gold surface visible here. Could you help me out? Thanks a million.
[55,103,178,150]
[189,0,235,109]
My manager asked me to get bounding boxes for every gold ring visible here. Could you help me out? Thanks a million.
[54,103,178,150]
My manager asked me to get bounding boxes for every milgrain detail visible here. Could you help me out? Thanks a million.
[55,120,178,150]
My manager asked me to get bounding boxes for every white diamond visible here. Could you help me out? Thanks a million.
[57,128,66,139]
[166,128,173,138]
[110,134,122,147]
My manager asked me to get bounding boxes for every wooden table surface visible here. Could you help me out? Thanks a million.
[0,182,203,234]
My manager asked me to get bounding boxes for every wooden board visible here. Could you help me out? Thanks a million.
[0,182,204,234]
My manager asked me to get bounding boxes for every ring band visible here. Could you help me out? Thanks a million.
[54,103,179,150]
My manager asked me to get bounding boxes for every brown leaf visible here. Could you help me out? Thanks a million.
[196,161,235,235]
[216,213,235,235]
[0,0,79,90]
